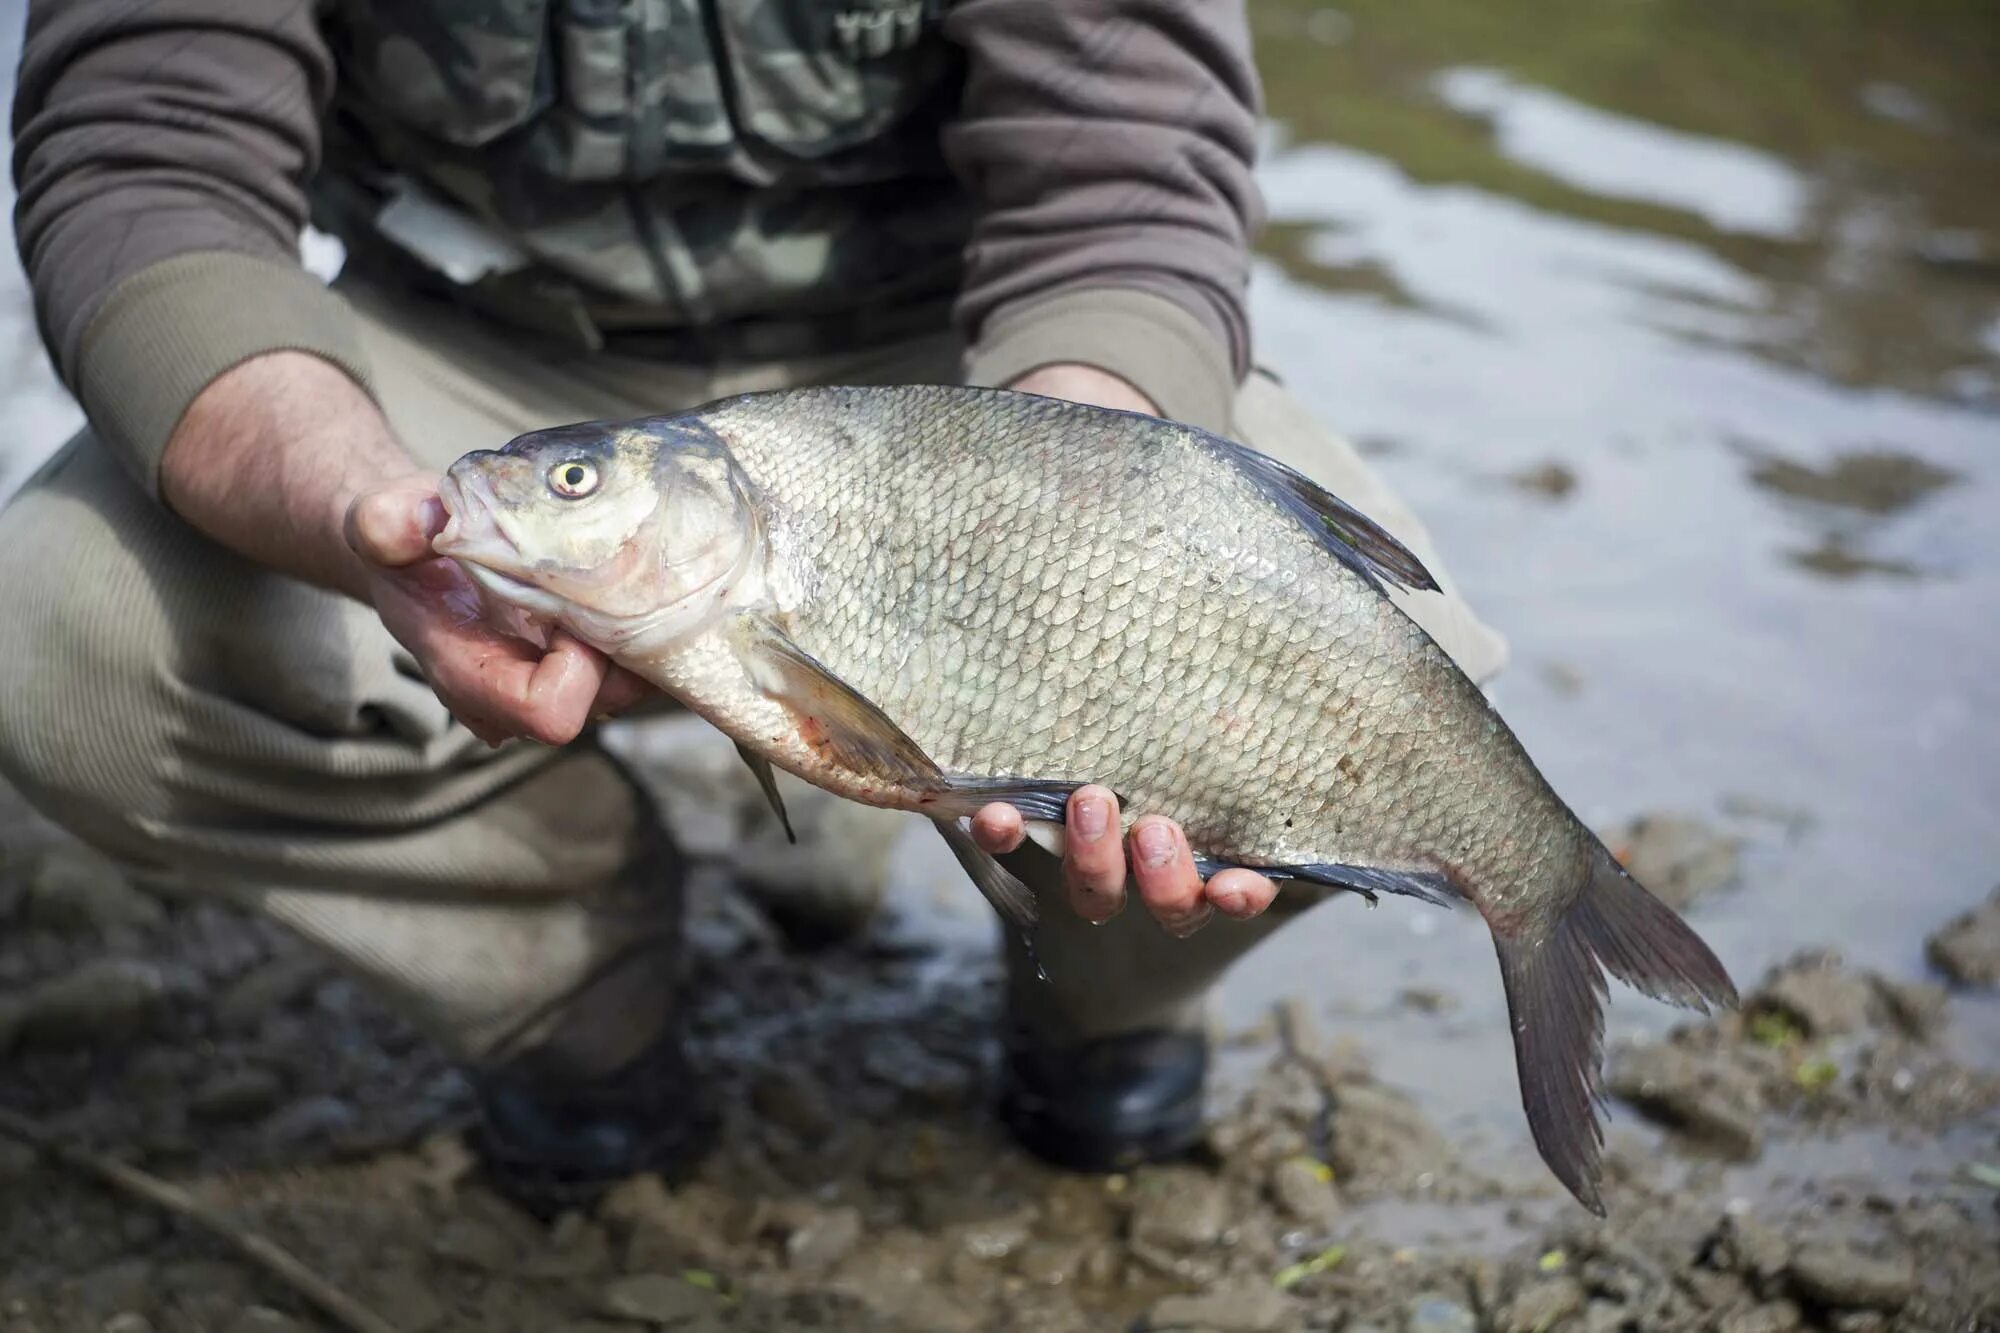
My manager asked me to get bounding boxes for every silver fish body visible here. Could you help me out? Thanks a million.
[434,384,1736,1213]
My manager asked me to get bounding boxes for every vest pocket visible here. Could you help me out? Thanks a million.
[716,0,952,160]
[337,0,554,148]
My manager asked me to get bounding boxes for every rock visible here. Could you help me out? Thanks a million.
[0,1138,37,1183]
[748,1067,834,1142]
[189,1067,286,1122]
[1324,1083,1452,1186]
[212,955,324,1031]
[1128,1165,1230,1262]
[14,958,169,1046]
[429,1215,520,1272]
[1011,1241,1082,1287]
[1603,815,1740,911]
[1711,1215,1790,1287]
[526,1214,615,1279]
[1147,1283,1294,1331]
[79,1260,157,1320]
[1500,1278,1586,1333]
[1404,1293,1477,1333]
[260,1095,358,1152]
[364,1266,448,1333]
[1268,1157,1340,1229]
[225,1308,310,1333]
[1926,888,2000,987]
[1751,960,1876,1037]
[19,845,164,933]
[1718,1301,1802,1333]
[1607,1044,1762,1158]
[102,1316,157,1333]
[1787,1242,1913,1310]
[861,1035,973,1109]
[953,1209,1035,1262]
[603,1177,742,1272]
[783,1205,863,1274]
[595,1273,722,1326]
[1581,1299,1627,1333]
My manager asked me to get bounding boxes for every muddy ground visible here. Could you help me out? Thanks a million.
[2,758,1996,1333]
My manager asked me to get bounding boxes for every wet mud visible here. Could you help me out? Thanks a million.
[4,779,1998,1333]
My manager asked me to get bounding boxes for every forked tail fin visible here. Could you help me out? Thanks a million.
[1493,845,1738,1214]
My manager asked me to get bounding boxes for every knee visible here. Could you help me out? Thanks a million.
[0,457,181,849]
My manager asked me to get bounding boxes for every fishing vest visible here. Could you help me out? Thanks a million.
[312,0,972,357]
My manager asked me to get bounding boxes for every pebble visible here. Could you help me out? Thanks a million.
[1607,814,1740,911]
[1128,1166,1229,1252]
[14,958,170,1046]
[1718,1300,1803,1333]
[78,1259,156,1320]
[429,1215,521,1273]
[0,1138,37,1183]
[1926,888,2000,987]
[189,1067,286,1122]
[1607,1045,1762,1158]
[1268,1157,1340,1229]
[1788,1241,1913,1310]
[1713,1214,1790,1284]
[1500,1277,1586,1333]
[1011,1240,1082,1287]
[364,1266,448,1333]
[1404,1293,1477,1333]
[1147,1283,1293,1331]
[1582,1298,1627,1333]
[260,1095,359,1152]
[19,845,164,934]
[783,1205,863,1273]
[224,1308,310,1333]
[1752,962,1876,1037]
[101,1316,156,1333]
[748,1067,834,1142]
[212,955,325,1032]
[595,1273,721,1326]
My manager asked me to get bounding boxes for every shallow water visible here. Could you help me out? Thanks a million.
[2,0,1996,1183]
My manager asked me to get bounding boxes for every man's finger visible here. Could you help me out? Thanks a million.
[1129,816,1211,936]
[518,631,611,746]
[1062,785,1125,922]
[1206,867,1279,920]
[971,802,1025,855]
[347,479,446,568]
[592,664,656,718]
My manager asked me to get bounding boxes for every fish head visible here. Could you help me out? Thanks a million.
[434,416,760,646]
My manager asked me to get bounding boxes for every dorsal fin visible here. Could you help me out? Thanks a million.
[1215,439,1441,594]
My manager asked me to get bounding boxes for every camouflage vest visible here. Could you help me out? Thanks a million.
[313,0,972,356]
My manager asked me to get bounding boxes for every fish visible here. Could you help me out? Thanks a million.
[431,383,1737,1213]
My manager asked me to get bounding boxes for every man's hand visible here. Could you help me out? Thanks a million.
[345,477,653,747]
[979,364,1279,933]
[160,351,652,750]
[971,787,1280,935]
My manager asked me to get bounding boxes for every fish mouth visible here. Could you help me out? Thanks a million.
[433,471,561,610]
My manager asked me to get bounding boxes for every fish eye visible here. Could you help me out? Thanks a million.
[548,459,599,499]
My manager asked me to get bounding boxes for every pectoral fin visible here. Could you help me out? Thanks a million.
[732,742,795,843]
[732,613,944,789]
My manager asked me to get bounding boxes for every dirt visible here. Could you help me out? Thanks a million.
[3,775,1997,1333]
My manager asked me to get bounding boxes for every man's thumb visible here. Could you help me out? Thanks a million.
[346,482,446,568]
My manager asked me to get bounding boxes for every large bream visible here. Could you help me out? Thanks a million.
[433,384,1738,1213]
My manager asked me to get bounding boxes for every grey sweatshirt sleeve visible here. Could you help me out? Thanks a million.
[11,0,373,496]
[941,0,1265,433]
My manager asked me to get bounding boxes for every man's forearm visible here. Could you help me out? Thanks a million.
[159,351,422,602]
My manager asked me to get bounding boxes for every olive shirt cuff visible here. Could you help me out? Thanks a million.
[960,287,1239,437]
[73,252,377,499]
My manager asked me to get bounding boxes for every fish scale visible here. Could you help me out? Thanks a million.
[434,382,1737,1215]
